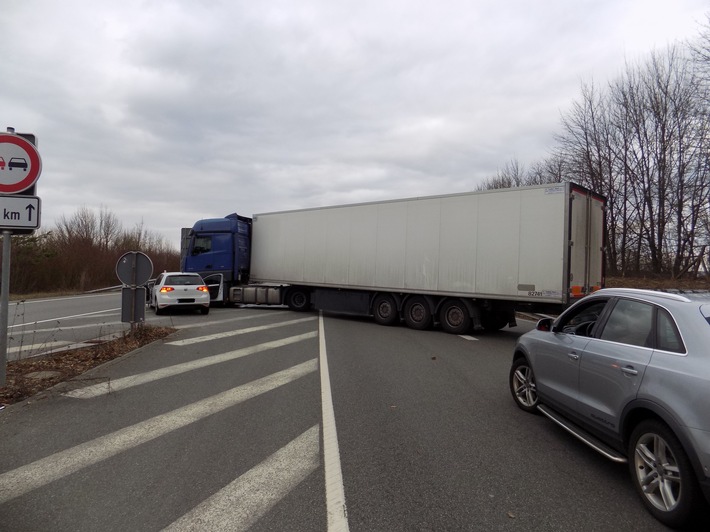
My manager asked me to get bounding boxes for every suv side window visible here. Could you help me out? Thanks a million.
[599,299,654,347]
[558,300,609,336]
[655,308,685,353]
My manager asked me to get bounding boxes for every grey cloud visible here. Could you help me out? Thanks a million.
[1,0,706,248]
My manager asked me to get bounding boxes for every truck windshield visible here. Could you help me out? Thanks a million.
[192,236,212,255]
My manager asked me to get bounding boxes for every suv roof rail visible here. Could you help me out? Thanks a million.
[599,287,693,303]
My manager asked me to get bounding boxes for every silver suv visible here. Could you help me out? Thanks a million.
[510,288,710,528]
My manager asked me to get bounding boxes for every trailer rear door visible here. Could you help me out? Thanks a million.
[569,186,605,302]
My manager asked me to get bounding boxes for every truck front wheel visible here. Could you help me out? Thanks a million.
[372,294,399,326]
[439,299,471,334]
[403,296,432,330]
[286,288,311,312]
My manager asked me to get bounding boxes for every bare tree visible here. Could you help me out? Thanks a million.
[8,208,180,294]
[552,41,708,278]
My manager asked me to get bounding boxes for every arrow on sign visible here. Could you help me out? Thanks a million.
[26,204,36,221]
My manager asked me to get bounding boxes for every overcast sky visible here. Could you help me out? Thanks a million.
[1,0,707,250]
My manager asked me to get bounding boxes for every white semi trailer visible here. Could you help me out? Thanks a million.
[182,182,605,333]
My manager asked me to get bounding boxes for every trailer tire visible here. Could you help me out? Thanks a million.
[286,288,310,312]
[372,294,399,326]
[439,299,471,334]
[403,296,433,330]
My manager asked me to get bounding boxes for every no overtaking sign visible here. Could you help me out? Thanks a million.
[0,133,42,194]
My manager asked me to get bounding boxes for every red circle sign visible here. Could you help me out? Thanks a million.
[0,133,42,194]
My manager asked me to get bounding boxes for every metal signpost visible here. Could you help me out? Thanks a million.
[0,128,42,387]
[116,251,153,331]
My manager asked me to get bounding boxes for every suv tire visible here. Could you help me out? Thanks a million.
[628,419,703,528]
[509,357,539,413]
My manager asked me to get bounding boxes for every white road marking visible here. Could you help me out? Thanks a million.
[16,322,125,334]
[0,359,318,505]
[20,310,268,334]
[10,294,118,305]
[319,313,350,531]
[169,313,274,329]
[164,425,320,532]
[8,308,121,328]
[63,331,318,399]
[167,316,318,346]
[459,335,479,341]
[7,341,73,354]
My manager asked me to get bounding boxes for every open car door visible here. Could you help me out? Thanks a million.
[202,273,224,303]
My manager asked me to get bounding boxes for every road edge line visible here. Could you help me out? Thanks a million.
[319,312,350,532]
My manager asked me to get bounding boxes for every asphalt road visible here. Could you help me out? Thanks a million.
[5,292,128,360]
[5,291,219,361]
[0,299,673,531]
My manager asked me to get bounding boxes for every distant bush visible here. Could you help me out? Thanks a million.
[4,206,180,294]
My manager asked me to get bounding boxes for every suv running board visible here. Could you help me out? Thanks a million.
[537,405,627,463]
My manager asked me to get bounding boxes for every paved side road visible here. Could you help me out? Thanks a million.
[0,308,328,531]
[0,307,673,530]
[5,292,269,361]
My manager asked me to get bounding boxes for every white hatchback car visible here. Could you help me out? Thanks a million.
[150,272,210,315]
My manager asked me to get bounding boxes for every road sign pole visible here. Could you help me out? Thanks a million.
[0,128,40,387]
[0,230,11,387]
[130,252,137,331]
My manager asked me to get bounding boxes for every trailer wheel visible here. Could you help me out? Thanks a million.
[286,288,310,312]
[372,294,399,326]
[439,299,471,334]
[403,296,432,330]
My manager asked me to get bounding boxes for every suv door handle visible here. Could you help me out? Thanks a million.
[567,352,579,361]
[621,366,638,376]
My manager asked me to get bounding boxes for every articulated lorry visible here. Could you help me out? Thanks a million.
[181,182,605,333]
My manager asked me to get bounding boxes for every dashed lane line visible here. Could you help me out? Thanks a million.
[0,359,318,505]
[169,313,275,329]
[167,316,318,346]
[19,311,272,334]
[8,308,121,328]
[164,425,320,531]
[63,331,318,399]
[7,341,74,354]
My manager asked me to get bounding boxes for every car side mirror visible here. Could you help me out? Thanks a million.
[536,317,553,332]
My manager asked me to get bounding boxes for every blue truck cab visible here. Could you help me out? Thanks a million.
[181,213,253,288]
